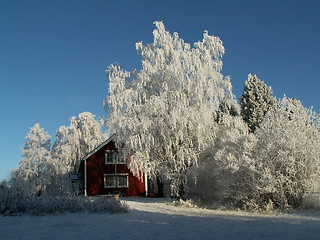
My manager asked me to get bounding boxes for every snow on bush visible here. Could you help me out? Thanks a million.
[173,199,198,208]
[302,193,320,209]
[0,180,128,216]
[253,97,320,209]
[185,114,259,210]
[185,97,320,210]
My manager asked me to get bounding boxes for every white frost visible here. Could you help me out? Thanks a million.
[1,198,320,240]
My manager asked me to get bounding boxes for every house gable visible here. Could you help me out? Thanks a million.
[82,134,116,161]
[80,135,146,197]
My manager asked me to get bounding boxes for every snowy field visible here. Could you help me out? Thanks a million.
[1,197,320,240]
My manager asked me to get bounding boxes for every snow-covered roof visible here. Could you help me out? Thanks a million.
[81,134,116,161]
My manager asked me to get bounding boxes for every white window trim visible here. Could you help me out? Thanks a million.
[104,174,116,188]
[105,150,126,164]
[104,173,129,188]
[117,173,129,188]
[105,150,118,164]
[117,155,126,164]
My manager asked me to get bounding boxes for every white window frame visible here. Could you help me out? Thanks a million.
[117,154,126,164]
[103,173,129,188]
[105,150,118,164]
[117,173,129,188]
[104,174,116,188]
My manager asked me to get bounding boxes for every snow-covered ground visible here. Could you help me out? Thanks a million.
[1,197,320,240]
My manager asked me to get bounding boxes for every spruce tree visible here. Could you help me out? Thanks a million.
[240,74,275,132]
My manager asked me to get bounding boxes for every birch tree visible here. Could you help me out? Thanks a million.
[18,124,52,197]
[106,22,236,195]
[253,96,320,208]
[51,112,107,195]
[185,113,257,208]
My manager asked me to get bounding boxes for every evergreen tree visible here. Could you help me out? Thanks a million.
[240,74,275,132]
[216,95,240,123]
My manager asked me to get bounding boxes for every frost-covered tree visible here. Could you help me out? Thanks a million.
[51,112,107,195]
[106,22,236,196]
[187,96,320,210]
[18,124,52,197]
[216,94,240,123]
[240,74,275,132]
[185,114,258,208]
[253,96,320,208]
[52,112,107,172]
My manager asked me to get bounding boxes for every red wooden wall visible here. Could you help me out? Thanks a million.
[85,141,146,196]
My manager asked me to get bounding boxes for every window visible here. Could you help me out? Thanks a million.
[117,155,126,164]
[104,174,116,188]
[104,174,129,188]
[117,174,129,188]
[105,150,117,164]
[105,150,126,164]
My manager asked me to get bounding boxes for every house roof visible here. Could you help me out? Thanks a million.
[81,134,116,161]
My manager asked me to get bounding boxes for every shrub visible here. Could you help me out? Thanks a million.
[0,181,128,216]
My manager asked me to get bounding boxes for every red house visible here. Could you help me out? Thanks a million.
[78,135,147,197]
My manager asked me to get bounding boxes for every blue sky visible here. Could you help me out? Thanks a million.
[1,0,319,180]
